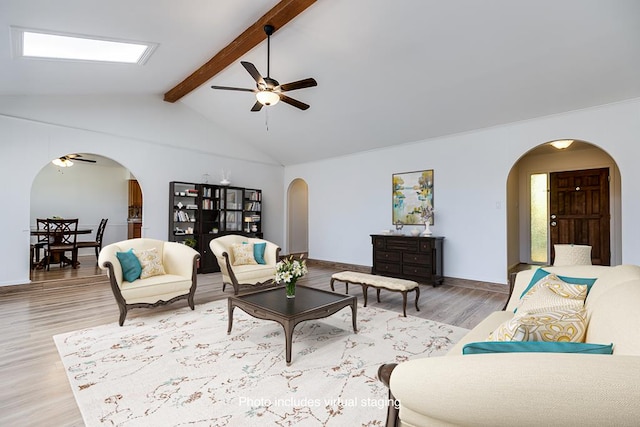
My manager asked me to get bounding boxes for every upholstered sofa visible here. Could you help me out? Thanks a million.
[209,234,281,294]
[98,238,200,326]
[379,264,640,426]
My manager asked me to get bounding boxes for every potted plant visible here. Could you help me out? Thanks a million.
[183,237,197,249]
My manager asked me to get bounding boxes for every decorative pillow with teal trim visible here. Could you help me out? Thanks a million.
[515,274,587,314]
[253,242,266,264]
[116,248,142,282]
[519,268,597,300]
[463,341,613,355]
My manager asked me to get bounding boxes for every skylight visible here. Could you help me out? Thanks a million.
[13,27,155,64]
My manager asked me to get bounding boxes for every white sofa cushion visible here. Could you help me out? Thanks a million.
[553,244,592,266]
[120,274,193,304]
[587,279,640,355]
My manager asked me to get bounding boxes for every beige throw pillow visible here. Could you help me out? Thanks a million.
[134,248,166,279]
[489,308,587,342]
[231,243,257,266]
[516,274,587,314]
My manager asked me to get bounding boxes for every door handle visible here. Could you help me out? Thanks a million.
[551,221,557,227]
[550,214,557,219]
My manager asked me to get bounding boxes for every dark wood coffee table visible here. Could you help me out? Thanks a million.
[227,285,357,365]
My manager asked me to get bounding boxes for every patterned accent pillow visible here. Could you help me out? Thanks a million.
[134,248,166,279]
[232,243,257,266]
[516,274,587,313]
[488,308,587,342]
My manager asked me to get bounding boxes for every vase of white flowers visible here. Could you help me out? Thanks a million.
[275,255,308,298]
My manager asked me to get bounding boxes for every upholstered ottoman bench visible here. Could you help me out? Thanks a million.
[330,271,420,317]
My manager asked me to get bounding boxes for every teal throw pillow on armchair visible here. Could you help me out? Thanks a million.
[116,248,142,282]
[253,242,267,264]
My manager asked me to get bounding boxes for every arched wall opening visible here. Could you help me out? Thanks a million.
[506,139,621,270]
[30,152,142,280]
[286,178,309,256]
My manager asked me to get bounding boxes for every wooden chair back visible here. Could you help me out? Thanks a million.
[46,218,79,246]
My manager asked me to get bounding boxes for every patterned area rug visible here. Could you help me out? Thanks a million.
[54,299,468,426]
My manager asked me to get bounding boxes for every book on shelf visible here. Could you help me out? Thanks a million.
[244,201,261,211]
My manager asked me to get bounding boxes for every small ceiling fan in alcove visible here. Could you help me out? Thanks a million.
[51,153,97,168]
[211,24,317,111]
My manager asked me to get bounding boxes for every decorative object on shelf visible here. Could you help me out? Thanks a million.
[201,173,210,184]
[392,169,434,225]
[420,204,434,236]
[410,228,421,236]
[220,169,231,186]
[275,255,307,298]
[183,237,197,248]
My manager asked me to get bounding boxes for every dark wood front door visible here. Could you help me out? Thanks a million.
[550,168,610,265]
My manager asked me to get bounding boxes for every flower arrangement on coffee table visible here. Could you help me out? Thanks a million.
[275,255,308,298]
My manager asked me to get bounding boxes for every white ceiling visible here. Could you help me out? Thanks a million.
[1,0,639,165]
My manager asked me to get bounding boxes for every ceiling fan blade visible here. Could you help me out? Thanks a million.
[211,85,255,93]
[279,78,317,92]
[241,61,265,87]
[250,101,264,112]
[279,94,310,110]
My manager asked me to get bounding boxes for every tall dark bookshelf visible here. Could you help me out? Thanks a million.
[169,181,263,273]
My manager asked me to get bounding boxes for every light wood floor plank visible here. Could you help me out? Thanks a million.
[1,256,507,426]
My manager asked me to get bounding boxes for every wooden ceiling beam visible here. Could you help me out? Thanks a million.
[163,0,317,103]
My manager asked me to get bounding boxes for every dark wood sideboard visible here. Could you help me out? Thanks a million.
[371,234,444,286]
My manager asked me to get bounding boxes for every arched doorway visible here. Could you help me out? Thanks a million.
[506,139,622,270]
[287,178,309,256]
[30,152,139,282]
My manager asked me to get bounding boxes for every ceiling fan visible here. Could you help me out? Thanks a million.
[51,154,96,168]
[211,24,317,111]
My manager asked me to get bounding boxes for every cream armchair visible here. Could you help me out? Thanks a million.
[209,234,281,294]
[98,238,200,326]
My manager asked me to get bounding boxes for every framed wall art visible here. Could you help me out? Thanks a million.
[392,169,434,225]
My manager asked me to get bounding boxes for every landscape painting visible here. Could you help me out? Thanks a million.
[392,170,434,225]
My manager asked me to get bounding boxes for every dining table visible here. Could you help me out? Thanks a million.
[30,227,92,269]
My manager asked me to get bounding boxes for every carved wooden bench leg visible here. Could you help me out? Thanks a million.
[401,290,408,317]
[415,286,420,312]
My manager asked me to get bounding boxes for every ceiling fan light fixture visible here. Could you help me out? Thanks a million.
[52,158,73,167]
[550,139,574,150]
[256,90,280,106]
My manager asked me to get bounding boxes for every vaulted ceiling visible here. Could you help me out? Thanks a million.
[1,0,639,165]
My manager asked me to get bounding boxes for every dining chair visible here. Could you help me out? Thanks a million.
[31,218,49,268]
[45,218,79,270]
[76,218,108,265]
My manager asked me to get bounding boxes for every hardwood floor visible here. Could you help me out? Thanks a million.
[1,256,508,426]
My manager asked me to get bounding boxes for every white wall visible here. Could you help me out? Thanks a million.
[284,98,640,284]
[0,96,285,286]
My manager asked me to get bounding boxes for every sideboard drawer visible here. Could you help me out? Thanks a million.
[403,264,431,277]
[376,250,401,262]
[386,238,419,252]
[419,240,433,252]
[376,262,402,275]
[403,252,430,265]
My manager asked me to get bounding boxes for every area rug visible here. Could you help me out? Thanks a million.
[54,299,468,427]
